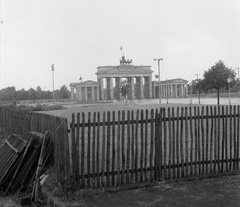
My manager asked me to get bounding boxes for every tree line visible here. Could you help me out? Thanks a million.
[1,60,239,104]
[0,85,70,101]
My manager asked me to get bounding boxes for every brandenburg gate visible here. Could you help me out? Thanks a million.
[70,55,189,102]
[96,55,153,100]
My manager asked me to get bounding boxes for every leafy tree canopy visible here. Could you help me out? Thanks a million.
[203,60,236,105]
[59,85,70,99]
[203,60,236,91]
[0,85,70,101]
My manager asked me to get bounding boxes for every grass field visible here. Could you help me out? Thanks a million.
[39,97,240,121]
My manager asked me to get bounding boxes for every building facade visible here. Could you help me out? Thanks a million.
[70,56,188,101]
[152,78,189,98]
[70,80,99,102]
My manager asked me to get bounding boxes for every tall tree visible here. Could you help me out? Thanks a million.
[28,88,38,100]
[1,87,16,101]
[15,89,28,100]
[203,60,236,105]
[59,85,70,99]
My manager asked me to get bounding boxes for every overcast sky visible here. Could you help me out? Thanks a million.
[0,0,240,91]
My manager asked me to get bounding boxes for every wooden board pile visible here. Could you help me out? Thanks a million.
[0,131,53,194]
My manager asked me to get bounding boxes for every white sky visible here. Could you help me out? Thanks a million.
[0,0,240,91]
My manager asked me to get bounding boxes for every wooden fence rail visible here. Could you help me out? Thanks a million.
[69,105,240,189]
[0,107,70,186]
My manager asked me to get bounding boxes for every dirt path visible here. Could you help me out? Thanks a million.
[41,173,240,207]
[87,174,240,207]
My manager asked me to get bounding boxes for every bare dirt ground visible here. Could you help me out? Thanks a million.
[1,173,240,206]
[38,173,240,207]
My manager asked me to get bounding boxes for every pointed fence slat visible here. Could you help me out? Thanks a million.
[92,112,96,188]
[229,105,233,171]
[185,107,189,177]
[189,107,193,176]
[233,105,237,171]
[131,110,135,183]
[172,107,176,179]
[81,112,85,188]
[126,111,131,184]
[150,109,154,182]
[76,113,80,189]
[135,110,139,182]
[144,109,148,182]
[106,111,111,187]
[163,108,167,179]
[101,112,106,187]
[206,106,209,174]
[121,111,126,184]
[117,111,121,186]
[96,112,100,187]
[140,110,144,182]
[210,106,214,174]
[180,107,184,178]
[168,108,172,179]
[112,111,116,186]
[176,107,180,178]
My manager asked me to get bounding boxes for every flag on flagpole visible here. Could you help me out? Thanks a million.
[120,46,122,50]
[155,74,159,79]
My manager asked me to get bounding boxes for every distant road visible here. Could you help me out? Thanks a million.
[138,97,240,105]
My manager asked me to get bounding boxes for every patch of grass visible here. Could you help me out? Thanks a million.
[2,103,66,111]
[21,103,66,111]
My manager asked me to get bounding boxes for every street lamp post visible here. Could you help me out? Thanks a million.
[227,77,233,105]
[189,83,192,105]
[51,64,55,102]
[154,58,163,104]
[195,73,200,104]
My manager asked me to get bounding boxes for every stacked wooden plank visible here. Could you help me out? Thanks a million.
[0,131,53,193]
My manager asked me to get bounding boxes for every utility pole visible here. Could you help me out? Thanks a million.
[51,64,55,102]
[195,73,200,104]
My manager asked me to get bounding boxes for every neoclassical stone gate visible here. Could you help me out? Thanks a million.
[96,57,153,100]
[70,56,188,102]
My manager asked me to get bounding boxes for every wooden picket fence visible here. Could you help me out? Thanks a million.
[1,105,240,191]
[0,107,70,186]
[69,105,240,189]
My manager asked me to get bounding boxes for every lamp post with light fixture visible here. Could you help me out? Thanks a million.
[227,77,233,105]
[153,58,163,104]
[51,64,55,102]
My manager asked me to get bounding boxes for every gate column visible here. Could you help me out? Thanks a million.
[110,77,114,100]
[99,78,104,100]
[70,87,74,101]
[140,77,144,99]
[149,76,152,98]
